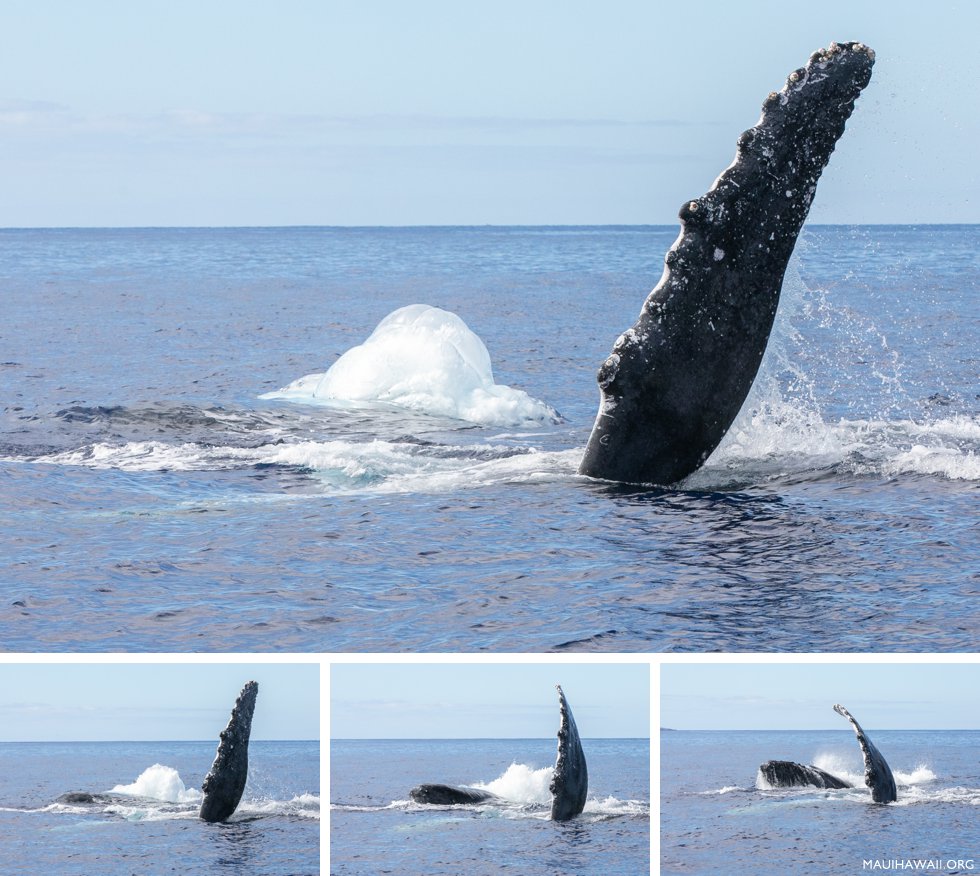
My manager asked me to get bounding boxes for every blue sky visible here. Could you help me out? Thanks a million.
[661,662,980,730]
[0,662,319,741]
[331,662,650,738]
[1,0,976,226]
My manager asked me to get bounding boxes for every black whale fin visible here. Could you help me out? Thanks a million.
[580,42,875,486]
[199,680,259,822]
[833,703,897,803]
[549,684,588,821]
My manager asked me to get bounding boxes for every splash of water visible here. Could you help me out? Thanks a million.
[472,762,553,804]
[691,256,979,486]
[263,304,559,427]
[894,764,938,785]
[110,764,202,803]
[810,752,864,788]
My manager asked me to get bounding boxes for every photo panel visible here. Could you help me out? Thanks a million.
[329,660,651,876]
[660,660,980,875]
[0,660,320,875]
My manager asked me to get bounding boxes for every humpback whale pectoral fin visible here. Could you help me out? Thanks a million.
[550,684,588,821]
[579,42,874,486]
[199,680,259,823]
[833,703,897,804]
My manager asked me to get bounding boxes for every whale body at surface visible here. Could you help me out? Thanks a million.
[758,761,851,790]
[409,784,500,805]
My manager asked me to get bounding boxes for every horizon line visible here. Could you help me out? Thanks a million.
[0,737,319,744]
[660,727,976,732]
[1,222,976,232]
[333,735,648,741]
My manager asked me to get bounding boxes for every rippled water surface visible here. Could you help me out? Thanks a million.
[0,740,319,876]
[1,226,976,651]
[661,730,980,874]
[332,737,649,876]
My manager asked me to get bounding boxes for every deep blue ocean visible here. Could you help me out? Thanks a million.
[1,225,976,652]
[0,739,319,876]
[661,729,980,875]
[331,737,649,876]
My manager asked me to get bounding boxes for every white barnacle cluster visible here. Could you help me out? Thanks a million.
[786,67,810,94]
[598,353,621,392]
[613,329,639,351]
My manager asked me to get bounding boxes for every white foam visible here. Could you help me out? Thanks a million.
[102,803,199,822]
[693,401,979,486]
[334,801,406,812]
[238,793,321,819]
[583,795,650,817]
[892,785,980,806]
[263,304,559,427]
[27,438,582,495]
[110,764,202,803]
[29,409,976,489]
[30,440,218,472]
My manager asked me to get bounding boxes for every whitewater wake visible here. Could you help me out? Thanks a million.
[8,764,320,822]
[333,762,647,822]
[747,753,976,806]
[4,267,977,493]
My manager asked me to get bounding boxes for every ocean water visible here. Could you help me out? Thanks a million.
[0,739,319,876]
[331,737,650,876]
[661,729,980,874]
[1,225,976,652]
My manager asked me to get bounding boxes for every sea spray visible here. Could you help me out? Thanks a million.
[688,254,979,487]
